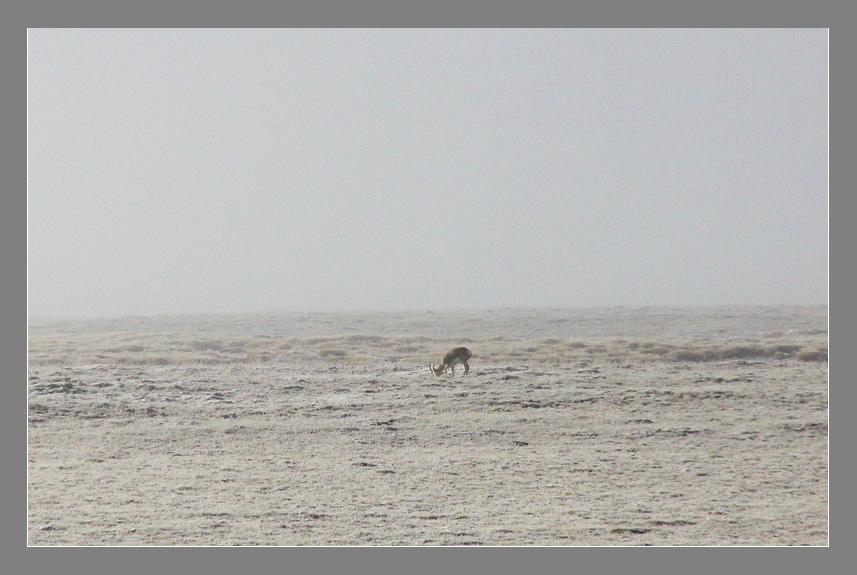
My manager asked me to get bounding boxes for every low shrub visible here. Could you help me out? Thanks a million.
[669,349,716,362]
[797,350,827,362]
[318,348,347,358]
[772,344,802,354]
[719,345,769,360]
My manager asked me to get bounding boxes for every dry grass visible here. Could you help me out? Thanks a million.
[797,349,828,362]
[28,332,829,367]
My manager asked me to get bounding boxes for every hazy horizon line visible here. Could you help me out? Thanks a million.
[27,302,830,323]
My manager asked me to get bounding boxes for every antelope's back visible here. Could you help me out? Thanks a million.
[445,347,472,362]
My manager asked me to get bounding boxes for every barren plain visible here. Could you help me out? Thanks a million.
[27,306,828,546]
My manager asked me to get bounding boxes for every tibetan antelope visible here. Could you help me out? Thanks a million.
[430,347,472,376]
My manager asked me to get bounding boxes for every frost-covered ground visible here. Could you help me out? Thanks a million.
[28,306,828,546]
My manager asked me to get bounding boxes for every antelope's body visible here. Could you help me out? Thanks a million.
[430,347,472,376]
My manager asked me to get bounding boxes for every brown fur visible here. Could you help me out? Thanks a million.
[430,347,472,376]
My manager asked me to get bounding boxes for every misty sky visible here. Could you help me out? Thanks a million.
[28,29,828,319]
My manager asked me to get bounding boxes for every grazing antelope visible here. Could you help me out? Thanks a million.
[430,347,472,376]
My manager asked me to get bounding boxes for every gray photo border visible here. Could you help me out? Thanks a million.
[12,1,838,574]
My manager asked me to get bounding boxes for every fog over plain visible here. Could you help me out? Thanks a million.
[27,29,828,319]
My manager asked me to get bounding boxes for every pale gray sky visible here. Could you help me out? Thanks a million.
[28,29,827,319]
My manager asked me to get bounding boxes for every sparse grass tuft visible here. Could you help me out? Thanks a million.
[669,349,717,362]
[347,335,383,344]
[718,345,770,360]
[318,348,347,358]
[772,344,803,354]
[246,351,273,363]
[797,349,828,362]
[189,339,225,352]
[640,345,674,356]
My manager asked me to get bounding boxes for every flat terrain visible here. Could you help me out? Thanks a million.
[28,306,828,546]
